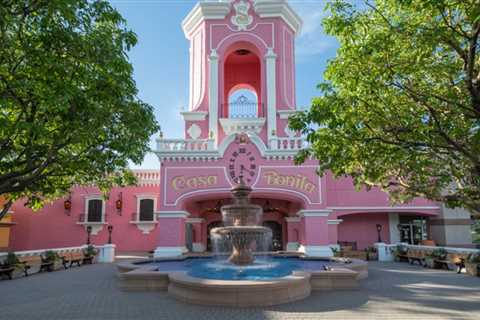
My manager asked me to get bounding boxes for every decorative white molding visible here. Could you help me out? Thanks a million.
[129,221,158,235]
[182,2,231,37]
[388,213,400,244]
[298,245,333,257]
[76,222,106,235]
[284,126,295,138]
[187,123,202,140]
[156,211,189,219]
[297,210,332,218]
[186,218,205,224]
[231,0,253,31]
[278,109,298,119]
[286,242,299,251]
[219,118,266,135]
[327,219,343,225]
[265,47,277,141]
[254,0,303,35]
[153,246,188,258]
[180,111,208,121]
[208,49,219,144]
[133,170,161,186]
[285,217,300,223]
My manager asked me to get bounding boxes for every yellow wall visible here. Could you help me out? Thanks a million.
[0,214,12,249]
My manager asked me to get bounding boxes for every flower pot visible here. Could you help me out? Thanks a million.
[424,258,435,268]
[465,262,480,276]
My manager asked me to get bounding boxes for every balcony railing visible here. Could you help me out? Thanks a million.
[156,138,215,152]
[269,137,307,151]
[221,102,265,118]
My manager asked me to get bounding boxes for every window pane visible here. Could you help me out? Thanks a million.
[139,199,154,221]
[87,199,102,222]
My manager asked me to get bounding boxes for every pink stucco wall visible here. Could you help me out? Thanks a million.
[337,213,390,250]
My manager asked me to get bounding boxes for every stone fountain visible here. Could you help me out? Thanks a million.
[210,178,272,265]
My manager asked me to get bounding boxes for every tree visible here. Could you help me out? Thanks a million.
[289,0,480,214]
[0,0,159,219]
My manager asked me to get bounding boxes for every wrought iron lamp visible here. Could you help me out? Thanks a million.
[107,225,113,244]
[86,225,92,245]
[376,224,382,243]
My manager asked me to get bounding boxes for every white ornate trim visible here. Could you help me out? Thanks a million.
[182,2,231,37]
[153,246,188,258]
[231,0,253,31]
[298,210,332,217]
[156,211,189,219]
[180,111,208,121]
[187,123,202,140]
[298,245,333,257]
[76,222,106,235]
[219,118,266,135]
[327,219,343,225]
[278,109,298,119]
[265,47,277,141]
[186,218,205,224]
[254,0,303,35]
[83,195,106,224]
[129,221,158,235]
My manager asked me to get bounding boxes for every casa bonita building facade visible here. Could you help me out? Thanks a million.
[6,0,473,256]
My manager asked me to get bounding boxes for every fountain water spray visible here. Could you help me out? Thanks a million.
[210,177,272,265]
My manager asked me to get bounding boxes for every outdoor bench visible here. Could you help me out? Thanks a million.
[18,255,54,275]
[0,265,15,280]
[407,249,425,266]
[59,251,83,268]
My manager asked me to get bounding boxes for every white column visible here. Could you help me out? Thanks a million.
[208,49,219,144]
[265,48,277,144]
[97,244,116,263]
[388,213,400,244]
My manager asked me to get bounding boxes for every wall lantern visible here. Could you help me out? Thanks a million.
[376,224,383,243]
[64,193,72,215]
[115,192,123,214]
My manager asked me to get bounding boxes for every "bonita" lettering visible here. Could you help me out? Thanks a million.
[263,171,316,194]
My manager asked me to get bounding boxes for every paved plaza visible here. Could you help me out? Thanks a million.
[0,261,479,320]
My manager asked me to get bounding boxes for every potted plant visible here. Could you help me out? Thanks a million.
[366,247,378,261]
[331,247,341,257]
[424,251,435,268]
[465,253,480,276]
[393,244,408,262]
[431,248,448,269]
[42,250,60,270]
[83,245,99,264]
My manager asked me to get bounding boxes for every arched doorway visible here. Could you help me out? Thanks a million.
[263,221,283,251]
[207,221,223,252]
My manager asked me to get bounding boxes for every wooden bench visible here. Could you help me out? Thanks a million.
[59,252,84,269]
[407,249,426,266]
[0,265,15,280]
[82,254,94,265]
[18,255,54,275]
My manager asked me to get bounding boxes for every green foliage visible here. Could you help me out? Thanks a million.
[4,252,19,266]
[430,248,448,259]
[396,244,408,255]
[289,0,480,213]
[467,252,480,263]
[43,250,59,263]
[0,0,159,217]
[83,245,98,257]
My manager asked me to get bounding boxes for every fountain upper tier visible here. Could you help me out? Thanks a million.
[210,178,272,266]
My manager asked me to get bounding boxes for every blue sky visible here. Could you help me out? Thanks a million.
[109,0,338,169]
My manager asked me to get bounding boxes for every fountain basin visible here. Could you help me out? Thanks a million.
[117,256,367,306]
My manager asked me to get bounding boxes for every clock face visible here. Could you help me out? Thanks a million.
[228,146,257,184]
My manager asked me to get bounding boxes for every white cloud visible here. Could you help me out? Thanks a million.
[289,1,338,58]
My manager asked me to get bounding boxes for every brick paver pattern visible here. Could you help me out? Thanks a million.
[0,261,479,320]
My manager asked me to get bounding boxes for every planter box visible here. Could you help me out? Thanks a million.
[465,262,480,277]
[367,252,378,261]
[424,258,435,268]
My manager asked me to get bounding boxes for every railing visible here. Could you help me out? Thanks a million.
[375,243,480,262]
[221,102,264,118]
[269,137,307,151]
[156,138,215,152]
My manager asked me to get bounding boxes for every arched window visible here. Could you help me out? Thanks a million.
[139,199,155,222]
[228,88,258,118]
[87,199,103,222]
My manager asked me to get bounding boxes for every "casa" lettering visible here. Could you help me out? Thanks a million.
[263,171,316,194]
[171,175,218,191]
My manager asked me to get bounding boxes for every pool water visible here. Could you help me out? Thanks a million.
[147,257,333,281]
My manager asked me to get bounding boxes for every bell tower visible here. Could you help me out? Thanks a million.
[181,0,302,145]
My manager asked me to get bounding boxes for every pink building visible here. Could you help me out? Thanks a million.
[8,0,472,256]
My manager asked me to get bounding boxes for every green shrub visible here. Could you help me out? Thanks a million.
[467,253,480,263]
[430,248,448,260]
[43,251,59,262]
[84,245,99,257]
[4,252,19,266]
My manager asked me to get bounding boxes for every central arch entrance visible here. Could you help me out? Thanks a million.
[262,221,283,251]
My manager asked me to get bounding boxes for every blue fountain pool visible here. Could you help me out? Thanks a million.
[144,257,336,281]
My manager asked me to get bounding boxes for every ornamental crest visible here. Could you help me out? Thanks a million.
[231,0,253,31]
